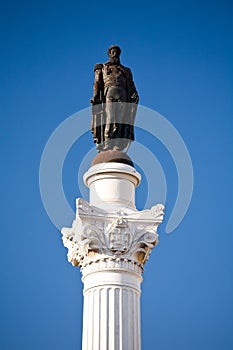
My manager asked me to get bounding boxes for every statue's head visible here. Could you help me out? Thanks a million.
[108,45,121,63]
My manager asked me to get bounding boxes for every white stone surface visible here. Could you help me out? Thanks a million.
[83,163,141,210]
[61,162,164,350]
[82,269,141,350]
[61,197,164,268]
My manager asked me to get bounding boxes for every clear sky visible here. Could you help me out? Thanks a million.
[1,0,233,349]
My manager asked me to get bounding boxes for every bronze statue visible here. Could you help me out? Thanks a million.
[90,45,139,152]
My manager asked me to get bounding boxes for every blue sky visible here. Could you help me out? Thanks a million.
[1,0,233,349]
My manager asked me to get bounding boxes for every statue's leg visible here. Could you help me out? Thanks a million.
[104,98,113,142]
[104,87,119,150]
[114,90,128,151]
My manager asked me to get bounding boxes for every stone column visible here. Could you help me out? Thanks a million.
[82,263,142,350]
[61,162,164,350]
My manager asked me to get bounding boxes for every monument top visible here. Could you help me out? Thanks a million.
[90,45,139,154]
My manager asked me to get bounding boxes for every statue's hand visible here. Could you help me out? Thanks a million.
[131,93,139,104]
[90,95,101,105]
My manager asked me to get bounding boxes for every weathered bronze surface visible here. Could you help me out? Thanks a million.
[90,45,139,152]
[91,150,134,167]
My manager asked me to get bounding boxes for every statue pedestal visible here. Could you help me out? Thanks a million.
[83,162,140,211]
[61,161,164,350]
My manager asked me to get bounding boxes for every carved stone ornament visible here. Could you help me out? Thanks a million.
[61,198,164,272]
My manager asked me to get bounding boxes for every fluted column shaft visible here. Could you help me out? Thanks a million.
[82,267,142,350]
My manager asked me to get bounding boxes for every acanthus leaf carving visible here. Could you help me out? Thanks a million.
[61,198,164,269]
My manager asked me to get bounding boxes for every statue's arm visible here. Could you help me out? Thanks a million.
[127,68,139,104]
[90,64,104,105]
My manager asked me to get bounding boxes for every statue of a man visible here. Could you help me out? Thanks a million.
[90,45,139,152]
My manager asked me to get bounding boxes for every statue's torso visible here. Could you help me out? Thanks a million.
[102,63,129,89]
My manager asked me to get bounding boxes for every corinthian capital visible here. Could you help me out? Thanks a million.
[61,198,164,270]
